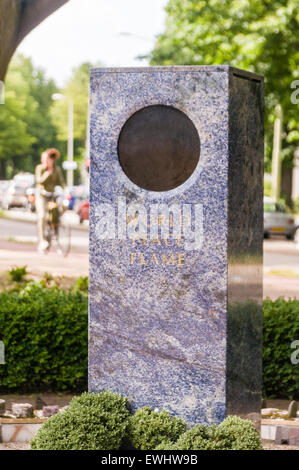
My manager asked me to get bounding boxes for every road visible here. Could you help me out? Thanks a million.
[0,214,88,279]
[264,238,299,268]
[263,237,299,299]
[0,216,298,298]
[0,211,88,249]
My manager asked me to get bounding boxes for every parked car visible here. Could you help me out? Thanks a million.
[13,172,35,188]
[2,180,29,210]
[64,185,86,210]
[74,189,89,223]
[264,196,295,239]
[77,199,89,223]
[294,217,299,246]
[25,187,36,212]
[0,180,9,207]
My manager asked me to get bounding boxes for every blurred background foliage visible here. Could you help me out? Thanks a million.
[0,55,58,179]
[1,1,299,190]
[0,55,98,182]
[150,0,299,173]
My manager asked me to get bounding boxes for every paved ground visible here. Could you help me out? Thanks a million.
[0,240,88,279]
[1,215,298,298]
[0,392,74,410]
[0,215,88,279]
[0,213,88,249]
[0,441,297,451]
[264,238,299,268]
[263,238,299,299]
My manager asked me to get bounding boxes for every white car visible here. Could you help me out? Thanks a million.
[264,197,295,239]
[294,217,299,247]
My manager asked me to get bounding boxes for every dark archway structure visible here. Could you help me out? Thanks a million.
[0,0,69,81]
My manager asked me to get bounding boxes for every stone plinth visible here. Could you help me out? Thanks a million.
[89,66,264,425]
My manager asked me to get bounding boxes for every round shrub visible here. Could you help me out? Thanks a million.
[31,392,130,450]
[163,425,213,450]
[127,407,187,450]
[155,441,178,450]
[215,416,263,450]
[156,417,263,450]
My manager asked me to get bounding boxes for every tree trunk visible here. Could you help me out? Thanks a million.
[0,0,69,81]
[281,166,293,208]
[0,159,7,179]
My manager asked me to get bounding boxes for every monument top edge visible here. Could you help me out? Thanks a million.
[90,65,263,82]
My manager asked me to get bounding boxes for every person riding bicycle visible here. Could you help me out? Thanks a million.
[35,148,65,253]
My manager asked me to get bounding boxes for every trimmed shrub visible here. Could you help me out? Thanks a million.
[31,394,262,451]
[8,265,27,282]
[76,276,88,293]
[31,392,129,450]
[127,407,187,450]
[0,283,88,392]
[155,441,178,450]
[158,425,213,450]
[214,416,263,450]
[157,417,262,450]
[263,298,299,399]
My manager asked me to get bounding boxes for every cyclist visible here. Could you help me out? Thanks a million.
[35,148,65,253]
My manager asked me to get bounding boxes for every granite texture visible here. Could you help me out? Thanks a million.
[226,72,264,422]
[89,66,264,426]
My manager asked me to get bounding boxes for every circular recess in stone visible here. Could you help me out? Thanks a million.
[117,105,200,191]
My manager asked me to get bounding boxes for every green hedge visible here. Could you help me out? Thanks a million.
[156,416,262,450]
[263,298,299,399]
[127,406,187,450]
[31,392,129,450]
[0,283,88,392]
[0,282,298,399]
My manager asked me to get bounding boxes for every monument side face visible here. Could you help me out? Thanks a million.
[89,66,263,426]
[227,72,264,423]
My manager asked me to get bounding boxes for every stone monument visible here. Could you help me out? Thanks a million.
[89,66,264,426]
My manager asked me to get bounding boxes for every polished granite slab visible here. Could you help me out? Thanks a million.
[89,66,264,425]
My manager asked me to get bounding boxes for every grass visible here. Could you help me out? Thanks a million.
[0,270,79,292]
[268,269,299,278]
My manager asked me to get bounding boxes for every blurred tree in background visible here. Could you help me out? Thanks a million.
[151,0,299,173]
[0,56,96,182]
[0,54,58,179]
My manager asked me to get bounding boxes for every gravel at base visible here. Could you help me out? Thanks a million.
[0,442,298,451]
[0,442,30,450]
[262,442,299,450]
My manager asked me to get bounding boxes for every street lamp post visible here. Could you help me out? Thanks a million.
[271,104,283,202]
[52,93,74,187]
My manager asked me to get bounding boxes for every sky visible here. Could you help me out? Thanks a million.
[16,0,169,87]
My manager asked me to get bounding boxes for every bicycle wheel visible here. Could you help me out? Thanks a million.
[57,223,71,257]
[44,224,52,252]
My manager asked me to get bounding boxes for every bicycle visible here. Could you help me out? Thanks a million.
[41,190,71,257]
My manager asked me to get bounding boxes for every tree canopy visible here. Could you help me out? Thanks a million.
[0,55,96,181]
[151,0,299,171]
[0,55,58,179]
